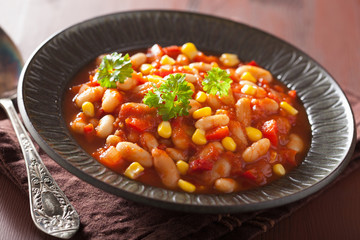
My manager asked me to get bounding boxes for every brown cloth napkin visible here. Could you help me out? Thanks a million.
[1,91,360,240]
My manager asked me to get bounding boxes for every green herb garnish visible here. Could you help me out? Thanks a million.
[143,74,194,121]
[94,52,133,88]
[202,67,232,96]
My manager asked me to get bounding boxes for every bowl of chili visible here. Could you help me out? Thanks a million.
[18,10,356,213]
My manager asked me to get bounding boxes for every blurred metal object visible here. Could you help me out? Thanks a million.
[0,27,80,239]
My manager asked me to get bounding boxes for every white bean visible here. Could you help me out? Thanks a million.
[96,114,115,138]
[206,94,222,109]
[116,142,153,167]
[184,73,198,83]
[242,138,271,162]
[152,148,180,188]
[99,146,122,167]
[219,88,235,105]
[189,99,201,115]
[102,89,122,113]
[235,98,251,127]
[287,134,304,153]
[75,86,105,108]
[195,114,229,131]
[235,65,272,82]
[165,148,187,162]
[214,178,237,193]
[141,132,159,152]
[189,62,212,72]
[130,53,147,69]
[116,77,138,91]
[229,121,248,148]
[105,135,122,146]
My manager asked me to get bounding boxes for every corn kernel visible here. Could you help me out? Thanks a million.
[140,63,153,75]
[280,101,298,115]
[160,55,176,65]
[187,82,195,92]
[82,101,95,117]
[181,42,198,60]
[192,129,207,145]
[240,72,257,83]
[195,91,207,103]
[220,53,240,67]
[273,163,286,176]
[146,75,163,83]
[241,84,257,95]
[176,160,189,175]
[124,162,144,179]
[178,179,196,193]
[215,109,228,115]
[245,127,263,142]
[211,62,219,68]
[192,107,212,119]
[221,137,237,151]
[158,121,172,138]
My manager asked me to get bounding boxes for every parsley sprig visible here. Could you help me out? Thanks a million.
[202,67,232,96]
[94,52,133,88]
[143,74,194,121]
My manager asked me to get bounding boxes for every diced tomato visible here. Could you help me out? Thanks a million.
[246,60,258,67]
[261,119,278,146]
[280,149,297,166]
[189,145,220,172]
[125,117,154,132]
[189,158,214,171]
[83,123,94,135]
[193,52,219,64]
[205,126,230,141]
[163,45,181,59]
[288,90,297,99]
[242,166,268,186]
[273,85,284,93]
[131,72,146,84]
[150,67,174,78]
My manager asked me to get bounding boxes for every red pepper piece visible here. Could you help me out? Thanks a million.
[125,117,154,132]
[189,157,214,171]
[261,119,278,146]
[163,45,181,59]
[205,126,230,141]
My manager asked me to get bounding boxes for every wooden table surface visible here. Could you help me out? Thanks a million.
[1,0,360,239]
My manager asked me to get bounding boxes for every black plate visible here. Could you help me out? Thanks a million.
[17,10,356,213]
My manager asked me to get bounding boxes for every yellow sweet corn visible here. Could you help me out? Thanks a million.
[176,160,189,175]
[82,101,95,117]
[221,137,237,152]
[273,163,286,176]
[192,129,207,145]
[192,107,212,119]
[240,72,257,83]
[245,127,263,142]
[241,84,257,95]
[178,179,196,193]
[187,82,195,92]
[280,101,298,115]
[158,121,172,138]
[160,55,176,65]
[195,91,207,103]
[124,162,144,179]
[146,75,163,83]
[220,53,240,67]
[181,42,198,60]
[140,64,153,75]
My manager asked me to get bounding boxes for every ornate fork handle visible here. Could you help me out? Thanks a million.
[0,98,80,239]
